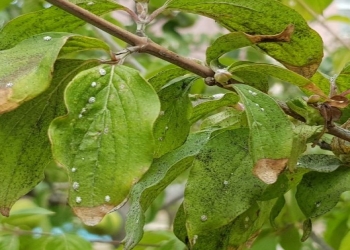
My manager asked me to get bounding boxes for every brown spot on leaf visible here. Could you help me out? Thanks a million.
[253,158,288,184]
[246,24,294,43]
[0,207,10,217]
[73,204,116,226]
[326,95,349,109]
[0,87,19,114]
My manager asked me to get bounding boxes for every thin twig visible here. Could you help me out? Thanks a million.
[46,0,214,78]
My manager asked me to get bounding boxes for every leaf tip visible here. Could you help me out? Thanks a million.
[253,158,288,184]
[0,207,10,217]
[73,204,115,226]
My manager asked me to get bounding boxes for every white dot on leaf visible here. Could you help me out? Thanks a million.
[76,197,82,203]
[88,97,96,103]
[105,195,111,202]
[5,83,13,88]
[200,215,207,222]
[99,68,106,76]
[43,36,52,41]
[72,182,79,190]
[71,168,77,172]
[260,108,265,112]
[223,180,229,185]
[78,114,83,119]
[91,82,97,87]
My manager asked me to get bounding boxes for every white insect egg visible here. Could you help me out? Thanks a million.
[5,82,13,88]
[76,196,82,203]
[99,68,107,76]
[105,195,111,202]
[91,82,97,87]
[165,126,169,130]
[260,108,265,112]
[252,92,257,96]
[72,182,80,190]
[43,36,52,41]
[78,114,83,119]
[223,180,229,185]
[71,168,77,173]
[88,97,96,103]
[255,103,259,107]
[200,215,207,222]
[297,162,301,166]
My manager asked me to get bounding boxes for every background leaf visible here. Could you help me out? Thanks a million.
[48,65,160,225]
[296,167,350,218]
[0,59,100,216]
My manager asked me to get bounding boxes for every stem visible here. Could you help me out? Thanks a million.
[45,0,214,78]
[46,0,350,143]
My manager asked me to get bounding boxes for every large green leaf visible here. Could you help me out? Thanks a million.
[0,0,11,10]
[0,33,73,114]
[124,130,215,250]
[153,77,195,157]
[48,65,160,225]
[296,167,350,218]
[167,0,323,77]
[0,59,100,216]
[0,0,124,50]
[184,129,267,238]
[229,63,327,97]
[233,84,294,184]
[0,233,19,250]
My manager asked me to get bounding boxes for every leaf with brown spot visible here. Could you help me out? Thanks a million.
[253,158,289,184]
[233,84,294,184]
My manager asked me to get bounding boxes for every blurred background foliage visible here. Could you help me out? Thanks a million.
[1,0,350,249]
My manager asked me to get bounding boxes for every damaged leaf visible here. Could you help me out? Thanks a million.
[233,84,294,184]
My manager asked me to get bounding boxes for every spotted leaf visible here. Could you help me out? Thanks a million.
[233,84,294,184]
[48,65,160,225]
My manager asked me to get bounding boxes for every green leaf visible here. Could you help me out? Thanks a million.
[310,71,331,96]
[0,233,19,250]
[190,93,239,124]
[124,130,215,250]
[297,154,342,173]
[153,77,195,157]
[296,167,350,218]
[233,84,294,184]
[227,200,277,248]
[147,67,189,92]
[227,61,269,92]
[200,108,244,129]
[167,0,323,77]
[48,65,160,225]
[230,63,327,97]
[206,25,294,64]
[289,124,323,171]
[58,36,110,59]
[339,229,350,250]
[0,0,124,50]
[25,234,92,250]
[301,218,312,242]
[270,196,285,228]
[335,62,350,94]
[0,59,100,216]
[184,129,267,237]
[0,33,74,114]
